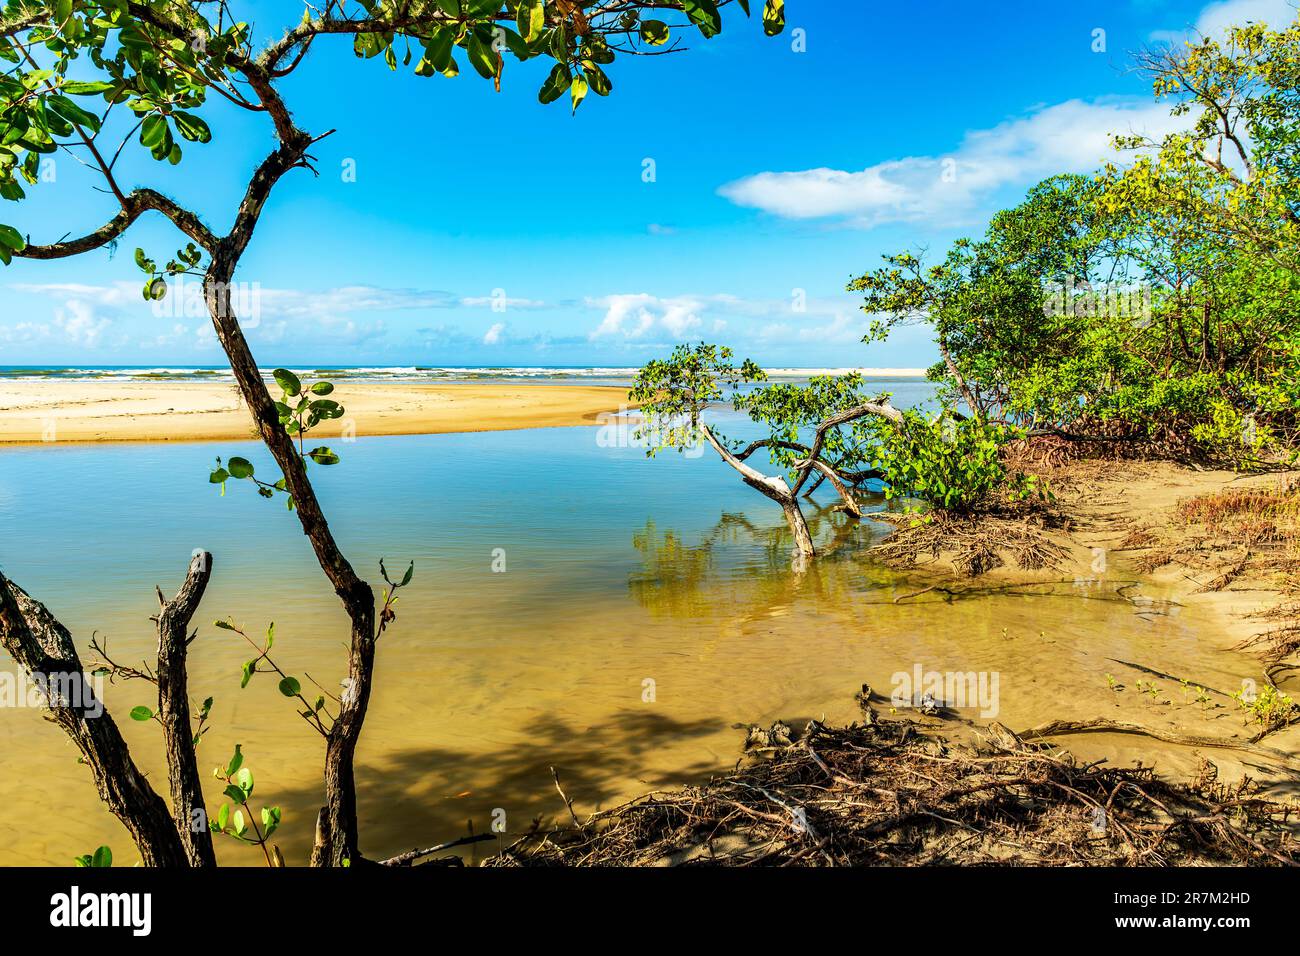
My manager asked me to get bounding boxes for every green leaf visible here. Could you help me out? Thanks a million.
[46,95,101,132]
[307,446,340,465]
[217,803,230,831]
[570,73,589,112]
[226,456,254,479]
[61,80,114,96]
[401,561,414,587]
[423,29,455,72]
[354,32,386,59]
[762,0,786,36]
[465,32,498,81]
[519,0,545,41]
[683,0,722,38]
[309,399,343,419]
[233,809,246,836]
[208,467,228,484]
[144,277,167,301]
[0,224,25,252]
[91,845,112,868]
[241,659,256,689]
[226,744,243,776]
[139,113,167,149]
[584,62,612,96]
[172,112,211,144]
[273,368,302,396]
[129,705,153,721]
[538,63,572,105]
[278,676,301,698]
[639,19,670,45]
[235,767,254,797]
[310,381,334,395]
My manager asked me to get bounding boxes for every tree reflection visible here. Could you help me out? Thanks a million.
[629,494,901,621]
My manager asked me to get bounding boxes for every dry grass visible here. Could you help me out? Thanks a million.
[488,713,1299,867]
[1124,477,1299,584]
[1122,475,1300,682]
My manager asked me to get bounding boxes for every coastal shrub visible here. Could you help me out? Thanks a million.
[862,412,1042,513]
[847,18,1300,468]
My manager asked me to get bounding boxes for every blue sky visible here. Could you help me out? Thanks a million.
[0,0,1295,368]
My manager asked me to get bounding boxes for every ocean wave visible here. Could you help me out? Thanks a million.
[0,365,927,383]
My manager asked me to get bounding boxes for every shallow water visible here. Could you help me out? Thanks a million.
[0,387,1284,865]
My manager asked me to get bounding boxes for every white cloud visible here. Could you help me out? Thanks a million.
[11,281,136,304]
[255,285,459,319]
[0,321,48,345]
[588,293,705,340]
[586,292,871,345]
[483,321,505,345]
[459,294,547,309]
[719,98,1183,228]
[54,299,110,347]
[757,313,868,345]
[1170,0,1298,39]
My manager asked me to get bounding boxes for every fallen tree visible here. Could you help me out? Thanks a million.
[629,344,1047,563]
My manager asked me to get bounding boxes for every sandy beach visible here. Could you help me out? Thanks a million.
[0,380,633,444]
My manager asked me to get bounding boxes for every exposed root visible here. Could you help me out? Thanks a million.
[489,715,1299,867]
[871,509,1070,577]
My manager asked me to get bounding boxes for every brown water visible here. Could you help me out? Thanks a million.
[0,426,1292,865]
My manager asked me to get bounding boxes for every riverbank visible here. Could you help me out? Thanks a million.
[486,460,1300,867]
[0,381,632,443]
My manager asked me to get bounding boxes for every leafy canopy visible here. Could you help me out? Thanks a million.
[0,0,787,261]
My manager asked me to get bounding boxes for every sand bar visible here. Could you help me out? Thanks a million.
[0,381,634,444]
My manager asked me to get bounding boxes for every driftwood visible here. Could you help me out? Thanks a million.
[490,716,1299,867]
[1017,718,1300,768]
[379,833,496,867]
[1105,657,1232,699]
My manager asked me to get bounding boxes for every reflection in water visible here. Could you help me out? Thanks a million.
[628,503,898,621]
[0,419,1283,864]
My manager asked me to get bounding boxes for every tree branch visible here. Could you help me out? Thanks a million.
[14,189,219,260]
[0,570,188,865]
[155,551,216,867]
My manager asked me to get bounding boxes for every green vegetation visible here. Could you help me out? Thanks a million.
[0,0,786,867]
[636,16,1300,558]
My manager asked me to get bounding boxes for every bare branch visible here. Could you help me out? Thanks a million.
[156,551,217,867]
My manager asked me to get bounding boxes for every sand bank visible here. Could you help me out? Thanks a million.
[0,380,633,444]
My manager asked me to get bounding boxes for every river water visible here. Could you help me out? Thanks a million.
[0,382,1275,864]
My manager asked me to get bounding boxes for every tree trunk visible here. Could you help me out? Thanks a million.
[205,259,376,867]
[780,496,816,559]
[155,551,217,867]
[0,572,188,866]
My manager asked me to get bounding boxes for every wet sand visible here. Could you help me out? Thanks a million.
[0,381,632,444]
